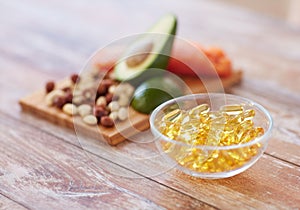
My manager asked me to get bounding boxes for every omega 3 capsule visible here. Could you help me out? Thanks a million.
[188,103,210,116]
[158,103,265,173]
[221,104,244,115]
[163,109,182,122]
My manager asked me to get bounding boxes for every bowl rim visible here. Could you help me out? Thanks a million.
[149,93,273,150]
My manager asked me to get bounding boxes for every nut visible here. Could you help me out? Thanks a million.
[45,81,55,93]
[108,85,116,94]
[118,95,130,107]
[65,92,73,103]
[124,83,135,96]
[45,90,65,106]
[102,79,114,88]
[53,96,66,109]
[118,107,128,121]
[93,106,108,118]
[62,103,78,116]
[71,74,79,84]
[105,93,114,104]
[77,82,94,91]
[114,85,123,96]
[108,101,119,112]
[96,96,107,106]
[73,89,82,97]
[97,83,107,95]
[82,88,95,99]
[83,115,98,125]
[109,111,118,121]
[78,104,92,117]
[72,96,84,105]
[100,116,114,127]
[114,83,134,96]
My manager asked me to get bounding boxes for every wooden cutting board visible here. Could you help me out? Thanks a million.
[19,71,242,145]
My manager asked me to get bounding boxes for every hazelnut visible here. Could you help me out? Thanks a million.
[53,96,66,109]
[93,106,108,118]
[65,92,73,103]
[97,83,107,95]
[105,93,114,104]
[100,116,114,127]
[102,79,114,88]
[70,74,79,84]
[45,81,55,93]
[45,90,65,106]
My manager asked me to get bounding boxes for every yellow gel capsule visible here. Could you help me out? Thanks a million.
[254,127,264,137]
[236,120,254,134]
[159,103,264,173]
[239,129,257,143]
[221,104,244,115]
[209,111,223,119]
[210,116,227,125]
[242,109,255,121]
[189,104,210,116]
[163,109,182,122]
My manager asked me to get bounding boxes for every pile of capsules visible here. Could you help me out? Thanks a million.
[158,103,265,173]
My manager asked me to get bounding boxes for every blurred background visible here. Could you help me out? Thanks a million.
[214,0,300,26]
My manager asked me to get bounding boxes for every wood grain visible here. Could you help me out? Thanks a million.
[2,108,300,209]
[0,194,27,210]
[19,71,242,145]
[0,113,215,210]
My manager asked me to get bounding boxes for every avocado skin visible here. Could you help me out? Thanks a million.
[115,15,177,87]
[131,76,183,114]
[132,89,173,114]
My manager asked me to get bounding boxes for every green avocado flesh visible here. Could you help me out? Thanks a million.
[114,14,177,85]
[131,76,183,114]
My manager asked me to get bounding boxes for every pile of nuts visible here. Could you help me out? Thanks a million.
[44,72,135,127]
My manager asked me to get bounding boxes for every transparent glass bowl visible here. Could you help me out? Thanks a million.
[150,93,273,179]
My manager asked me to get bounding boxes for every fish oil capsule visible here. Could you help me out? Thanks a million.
[236,120,254,134]
[199,113,210,124]
[159,103,265,173]
[209,111,223,119]
[254,127,264,137]
[226,113,243,125]
[242,109,255,121]
[210,116,226,125]
[163,109,182,122]
[221,104,244,115]
[239,129,256,143]
[189,104,210,116]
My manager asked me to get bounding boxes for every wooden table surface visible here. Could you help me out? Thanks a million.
[1,0,300,209]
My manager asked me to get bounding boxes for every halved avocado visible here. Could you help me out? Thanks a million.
[114,14,177,85]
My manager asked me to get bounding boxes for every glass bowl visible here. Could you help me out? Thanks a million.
[150,93,273,179]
